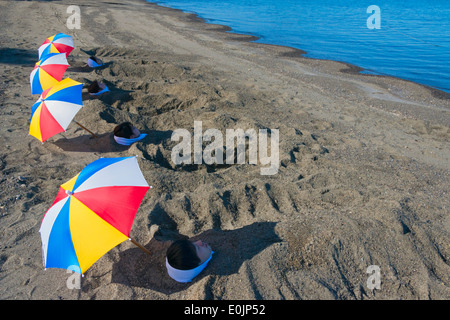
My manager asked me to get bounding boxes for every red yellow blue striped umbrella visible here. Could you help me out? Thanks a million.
[30,52,69,95]
[29,78,83,142]
[39,156,151,275]
[38,33,74,60]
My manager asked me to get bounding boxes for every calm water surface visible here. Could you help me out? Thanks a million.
[149,0,450,93]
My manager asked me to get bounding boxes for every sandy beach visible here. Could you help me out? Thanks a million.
[0,0,449,300]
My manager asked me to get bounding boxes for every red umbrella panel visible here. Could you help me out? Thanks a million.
[40,156,151,274]
[30,53,69,95]
[38,33,74,60]
[29,78,82,142]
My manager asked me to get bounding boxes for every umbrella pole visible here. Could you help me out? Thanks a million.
[130,238,151,255]
[72,120,98,138]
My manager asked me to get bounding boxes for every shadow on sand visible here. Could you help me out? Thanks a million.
[52,133,130,153]
[0,48,37,65]
[108,222,280,295]
[52,129,171,154]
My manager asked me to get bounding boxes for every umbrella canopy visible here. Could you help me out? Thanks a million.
[39,156,151,274]
[30,52,69,95]
[39,33,74,60]
[29,77,82,142]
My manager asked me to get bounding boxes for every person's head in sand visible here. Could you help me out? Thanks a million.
[113,122,147,146]
[87,80,100,94]
[87,56,104,68]
[113,122,141,139]
[89,56,103,64]
[87,80,108,95]
[165,239,213,283]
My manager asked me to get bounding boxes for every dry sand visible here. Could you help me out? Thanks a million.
[0,0,449,300]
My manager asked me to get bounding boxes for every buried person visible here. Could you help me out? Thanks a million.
[166,239,214,283]
[113,122,147,146]
[87,80,109,96]
[87,56,104,68]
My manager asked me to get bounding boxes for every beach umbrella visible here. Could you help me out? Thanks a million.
[29,77,96,142]
[39,156,151,275]
[30,52,69,95]
[38,33,74,60]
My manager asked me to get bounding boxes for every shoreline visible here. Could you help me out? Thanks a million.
[146,0,450,101]
[142,0,450,131]
[0,0,449,300]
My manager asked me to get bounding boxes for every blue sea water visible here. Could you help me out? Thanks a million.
[148,0,450,93]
